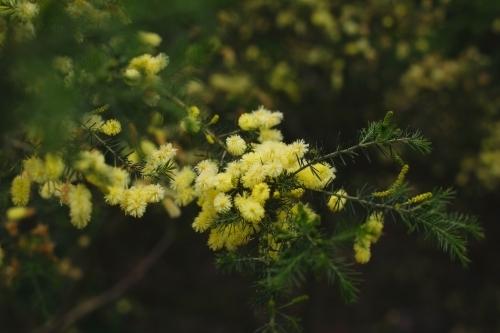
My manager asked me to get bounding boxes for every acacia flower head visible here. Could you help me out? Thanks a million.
[213,193,232,213]
[44,153,64,180]
[11,175,30,206]
[68,184,92,229]
[327,189,347,212]
[226,135,247,156]
[10,0,40,22]
[100,119,122,136]
[24,156,46,183]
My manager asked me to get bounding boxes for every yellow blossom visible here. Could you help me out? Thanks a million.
[170,167,196,190]
[214,172,234,192]
[192,209,216,232]
[195,160,218,176]
[238,113,259,131]
[207,228,225,250]
[206,134,215,144]
[138,31,162,47]
[188,106,200,118]
[24,156,46,183]
[53,56,73,74]
[213,193,232,212]
[296,162,336,190]
[7,207,35,220]
[258,129,283,142]
[354,243,371,264]
[44,153,64,180]
[104,186,124,205]
[235,196,265,223]
[175,187,196,206]
[327,189,347,212]
[9,0,40,22]
[100,119,122,136]
[123,68,142,86]
[68,184,92,229]
[11,176,30,206]
[145,184,165,203]
[252,106,284,129]
[251,183,270,204]
[120,186,148,218]
[226,135,247,156]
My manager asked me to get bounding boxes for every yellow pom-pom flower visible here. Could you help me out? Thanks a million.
[226,135,247,156]
[11,175,30,206]
[120,186,148,218]
[235,196,265,223]
[258,129,283,142]
[296,162,336,190]
[251,183,270,204]
[104,186,124,205]
[208,228,226,251]
[213,193,232,213]
[145,184,165,203]
[24,156,46,183]
[100,119,122,136]
[238,113,259,131]
[327,189,347,212]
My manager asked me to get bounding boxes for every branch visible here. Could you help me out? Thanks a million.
[293,137,414,175]
[31,222,176,333]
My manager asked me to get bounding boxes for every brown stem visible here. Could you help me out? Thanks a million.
[31,222,175,333]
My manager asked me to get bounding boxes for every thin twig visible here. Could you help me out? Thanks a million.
[292,137,413,175]
[31,222,176,333]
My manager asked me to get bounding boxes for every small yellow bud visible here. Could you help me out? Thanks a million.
[7,207,35,221]
[209,114,219,124]
[188,106,200,118]
[206,135,215,144]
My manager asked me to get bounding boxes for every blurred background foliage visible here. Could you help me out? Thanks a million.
[0,0,499,332]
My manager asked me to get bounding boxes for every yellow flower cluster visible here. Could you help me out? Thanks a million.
[186,109,335,252]
[23,153,65,184]
[170,166,197,206]
[261,203,318,260]
[73,150,130,192]
[238,106,284,142]
[123,52,169,106]
[106,183,164,218]
[180,106,202,134]
[141,143,177,176]
[353,212,384,264]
